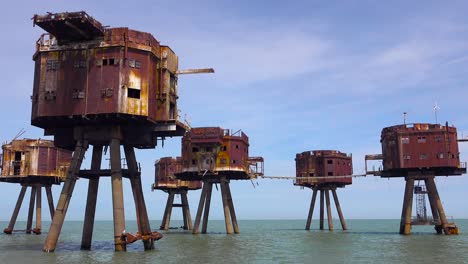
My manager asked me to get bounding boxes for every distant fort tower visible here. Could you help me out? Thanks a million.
[176,127,264,234]
[1,139,72,235]
[31,11,212,252]
[152,157,202,230]
[295,150,352,231]
[365,123,466,235]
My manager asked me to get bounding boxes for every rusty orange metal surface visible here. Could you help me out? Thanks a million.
[295,150,352,187]
[152,157,202,190]
[176,127,264,180]
[30,11,199,149]
[1,139,72,184]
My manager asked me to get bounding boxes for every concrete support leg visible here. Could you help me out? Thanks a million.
[45,186,55,219]
[162,192,175,231]
[220,180,233,234]
[193,182,209,234]
[81,145,103,250]
[305,188,318,230]
[332,189,347,230]
[43,139,88,252]
[34,186,42,234]
[110,135,126,252]
[325,189,333,231]
[26,186,37,234]
[319,190,324,230]
[426,177,450,235]
[400,178,414,235]
[4,186,27,234]
[124,146,153,250]
[201,183,213,234]
[181,191,192,230]
[425,178,441,234]
[225,182,239,234]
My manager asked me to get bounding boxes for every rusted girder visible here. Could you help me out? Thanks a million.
[120,231,163,245]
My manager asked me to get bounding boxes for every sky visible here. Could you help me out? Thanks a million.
[1,0,468,224]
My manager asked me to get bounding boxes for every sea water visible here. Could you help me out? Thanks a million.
[0,219,467,263]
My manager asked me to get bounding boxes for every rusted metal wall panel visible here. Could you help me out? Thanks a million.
[381,123,461,171]
[179,127,261,178]
[295,150,353,186]
[1,139,72,179]
[154,157,202,190]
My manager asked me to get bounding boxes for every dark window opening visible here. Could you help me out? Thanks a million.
[109,58,115,65]
[232,160,236,164]
[328,172,333,176]
[206,147,212,152]
[222,146,227,151]
[309,173,315,176]
[327,160,333,164]
[235,145,239,149]
[14,152,21,161]
[102,59,108,66]
[192,147,199,153]
[191,159,196,165]
[127,88,141,99]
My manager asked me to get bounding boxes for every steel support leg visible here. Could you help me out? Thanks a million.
[319,190,324,230]
[45,186,55,219]
[124,145,153,250]
[225,182,239,234]
[81,145,102,250]
[400,178,414,235]
[4,186,27,234]
[110,135,126,251]
[43,139,88,252]
[193,182,209,234]
[201,183,213,234]
[426,177,450,235]
[26,186,36,234]
[34,185,42,234]
[220,180,233,234]
[305,188,318,230]
[332,189,347,230]
[325,189,333,231]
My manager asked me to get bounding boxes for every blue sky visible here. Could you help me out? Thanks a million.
[1,0,468,223]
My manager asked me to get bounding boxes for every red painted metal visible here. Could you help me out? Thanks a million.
[176,127,264,180]
[381,123,461,170]
[366,123,466,177]
[153,157,202,190]
[295,150,352,187]
[0,139,72,184]
[30,11,188,149]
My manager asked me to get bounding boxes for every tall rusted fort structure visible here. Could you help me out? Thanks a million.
[366,123,466,235]
[295,150,352,231]
[1,139,71,235]
[31,11,212,251]
[152,157,202,230]
[176,127,264,234]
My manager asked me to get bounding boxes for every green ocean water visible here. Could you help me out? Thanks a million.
[0,219,467,263]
